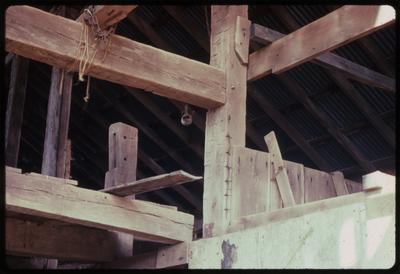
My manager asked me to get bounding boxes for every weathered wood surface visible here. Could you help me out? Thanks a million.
[29,172,78,186]
[6,6,225,108]
[190,189,395,268]
[265,132,296,207]
[203,5,249,238]
[41,68,73,177]
[5,55,29,167]
[345,179,363,194]
[248,5,395,80]
[77,5,137,28]
[231,147,270,218]
[102,170,202,196]
[331,171,349,196]
[6,171,194,244]
[250,23,395,92]
[6,217,129,262]
[304,167,337,202]
[100,242,188,269]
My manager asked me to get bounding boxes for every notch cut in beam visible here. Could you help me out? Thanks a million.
[250,23,395,93]
[6,6,225,109]
[6,171,194,244]
[248,5,395,81]
[101,170,202,196]
[77,5,137,28]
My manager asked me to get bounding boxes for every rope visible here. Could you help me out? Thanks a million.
[74,6,118,102]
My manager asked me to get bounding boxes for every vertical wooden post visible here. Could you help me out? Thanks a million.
[105,122,138,257]
[203,6,250,238]
[5,55,29,167]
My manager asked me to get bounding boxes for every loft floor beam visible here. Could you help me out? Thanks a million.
[248,5,395,80]
[6,6,225,108]
[250,23,395,93]
[6,171,194,244]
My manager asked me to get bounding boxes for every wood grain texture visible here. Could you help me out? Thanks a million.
[304,167,337,202]
[6,171,194,244]
[6,6,225,108]
[248,5,395,80]
[331,171,349,196]
[203,5,248,238]
[102,170,202,196]
[77,5,137,28]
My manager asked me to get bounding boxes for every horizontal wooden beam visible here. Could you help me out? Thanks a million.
[77,5,137,28]
[101,242,188,269]
[6,6,225,108]
[101,170,202,196]
[6,217,129,262]
[6,171,194,244]
[248,5,395,80]
[250,23,395,92]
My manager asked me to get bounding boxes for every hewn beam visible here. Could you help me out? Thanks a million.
[102,170,202,196]
[6,171,194,244]
[6,6,225,108]
[5,55,29,167]
[250,23,395,93]
[248,5,395,80]
[6,217,129,262]
[203,6,250,238]
[77,5,137,28]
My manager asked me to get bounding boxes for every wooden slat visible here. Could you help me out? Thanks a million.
[250,23,395,92]
[304,167,337,203]
[6,217,129,262]
[6,6,225,109]
[101,242,188,269]
[77,5,137,28]
[102,170,202,196]
[203,6,249,238]
[248,5,395,80]
[265,132,296,207]
[330,171,349,196]
[5,55,29,167]
[6,171,194,244]
[284,160,305,204]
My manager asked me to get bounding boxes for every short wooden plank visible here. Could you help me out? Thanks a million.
[6,6,225,109]
[265,132,296,207]
[6,171,194,244]
[345,179,363,194]
[102,170,202,196]
[248,5,395,80]
[6,217,128,262]
[77,5,137,28]
[100,242,188,269]
[249,23,395,92]
[330,171,349,196]
[304,167,337,202]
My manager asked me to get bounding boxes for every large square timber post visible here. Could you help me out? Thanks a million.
[203,5,250,238]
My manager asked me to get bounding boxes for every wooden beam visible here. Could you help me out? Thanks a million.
[77,5,137,28]
[330,171,349,196]
[6,171,194,244]
[6,6,225,109]
[264,132,296,207]
[5,55,29,167]
[203,6,250,238]
[249,85,332,171]
[41,68,73,177]
[101,242,188,269]
[6,217,129,262]
[248,5,395,80]
[102,170,202,196]
[250,23,395,93]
